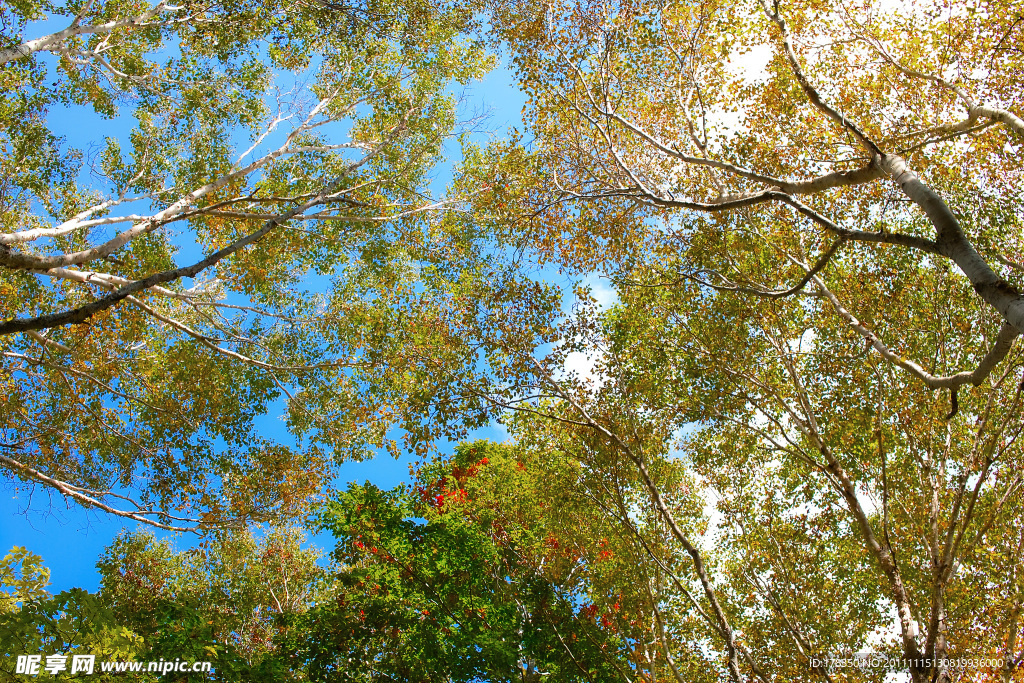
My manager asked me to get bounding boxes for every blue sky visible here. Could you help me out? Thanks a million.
[2,57,529,594]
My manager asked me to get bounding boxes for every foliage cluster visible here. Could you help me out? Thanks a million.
[3,0,1024,680]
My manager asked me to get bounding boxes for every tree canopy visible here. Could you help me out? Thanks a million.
[0,0,502,530]
[3,0,1024,681]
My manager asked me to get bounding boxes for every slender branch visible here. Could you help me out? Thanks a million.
[0,452,201,532]
[0,94,359,266]
[760,323,924,664]
[997,254,1024,273]
[740,570,835,683]
[761,0,883,156]
[856,32,1024,139]
[702,238,846,299]
[598,106,885,194]
[23,330,71,353]
[3,351,178,418]
[39,267,196,300]
[527,357,745,683]
[812,274,1020,390]
[0,170,353,336]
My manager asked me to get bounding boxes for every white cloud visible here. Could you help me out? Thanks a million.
[581,273,619,311]
[563,349,606,390]
[729,43,774,85]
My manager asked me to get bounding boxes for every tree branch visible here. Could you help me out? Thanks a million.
[0,1,174,66]
[0,175,346,335]
[0,452,202,532]
[527,357,746,683]
[811,274,1020,391]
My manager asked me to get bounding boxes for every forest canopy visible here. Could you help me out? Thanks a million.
[2,0,1024,681]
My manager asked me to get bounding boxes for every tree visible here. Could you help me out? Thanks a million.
[96,527,329,679]
[1,444,651,682]
[0,0,496,530]
[1,529,328,681]
[287,441,642,682]
[488,0,1024,396]
[445,0,1024,681]
[0,547,51,615]
[0,548,148,682]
